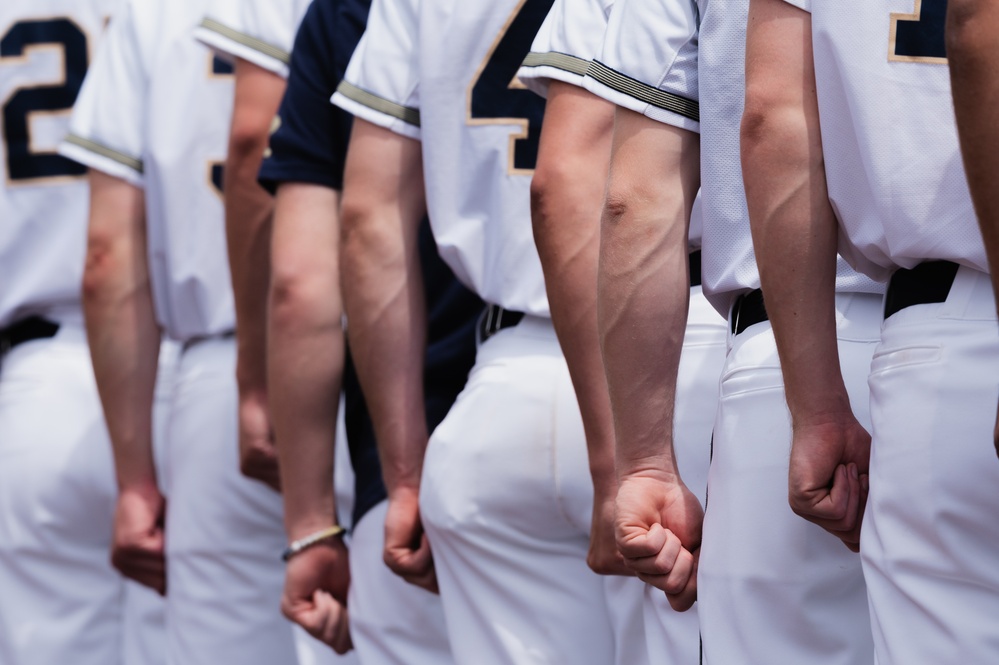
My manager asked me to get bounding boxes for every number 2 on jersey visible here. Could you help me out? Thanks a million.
[2,19,90,184]
[467,0,554,174]
[890,0,947,63]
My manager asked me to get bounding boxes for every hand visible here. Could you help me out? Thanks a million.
[384,488,437,593]
[281,538,353,654]
[112,485,167,595]
[587,490,632,576]
[615,471,703,611]
[238,390,281,492]
[788,414,871,552]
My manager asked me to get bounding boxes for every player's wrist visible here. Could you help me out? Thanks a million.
[615,453,682,485]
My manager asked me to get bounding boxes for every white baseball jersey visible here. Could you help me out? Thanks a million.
[519,0,709,256]
[59,0,236,342]
[786,0,982,281]
[332,0,552,317]
[516,0,612,99]
[585,0,882,315]
[195,0,313,79]
[0,0,122,328]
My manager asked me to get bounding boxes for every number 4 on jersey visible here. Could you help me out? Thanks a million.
[890,0,947,63]
[467,0,554,175]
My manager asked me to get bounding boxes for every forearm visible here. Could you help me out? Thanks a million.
[742,0,848,426]
[82,170,159,493]
[225,59,287,395]
[948,0,999,310]
[340,121,428,494]
[269,183,345,539]
[598,109,699,480]
[531,83,616,492]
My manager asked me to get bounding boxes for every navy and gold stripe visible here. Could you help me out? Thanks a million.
[64,134,143,173]
[586,60,699,122]
[198,18,290,65]
[336,80,421,127]
[520,51,589,77]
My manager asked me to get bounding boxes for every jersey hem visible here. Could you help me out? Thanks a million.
[59,135,144,187]
[195,18,290,74]
[586,60,699,122]
[334,80,421,128]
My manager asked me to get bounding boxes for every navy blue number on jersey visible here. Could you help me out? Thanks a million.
[892,0,947,61]
[2,19,89,182]
[209,55,233,196]
[468,0,554,173]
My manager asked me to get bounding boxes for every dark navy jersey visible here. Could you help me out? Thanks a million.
[258,0,482,527]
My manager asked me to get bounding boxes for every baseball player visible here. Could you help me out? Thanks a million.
[195,2,362,659]
[743,0,999,662]
[59,2,339,663]
[518,0,726,662]
[583,0,883,662]
[0,2,167,664]
[200,0,482,660]
[330,0,646,661]
[949,0,999,339]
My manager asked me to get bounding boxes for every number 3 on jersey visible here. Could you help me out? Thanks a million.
[890,0,947,63]
[467,0,554,175]
[2,19,90,184]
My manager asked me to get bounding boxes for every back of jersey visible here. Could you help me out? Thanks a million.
[335,0,554,316]
[812,0,980,280]
[61,0,236,341]
[0,0,121,327]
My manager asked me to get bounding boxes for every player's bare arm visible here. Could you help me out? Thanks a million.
[224,59,287,491]
[946,0,999,458]
[82,169,165,594]
[599,106,701,611]
[269,181,352,649]
[742,0,867,549]
[340,119,434,592]
[531,81,626,576]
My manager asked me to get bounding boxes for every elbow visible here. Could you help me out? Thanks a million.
[226,116,271,177]
[529,159,573,247]
[946,0,991,66]
[740,89,777,166]
[81,233,118,305]
[269,266,342,335]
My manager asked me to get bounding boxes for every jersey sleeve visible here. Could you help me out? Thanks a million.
[583,0,701,133]
[516,0,612,98]
[59,1,146,187]
[782,0,811,10]
[195,0,312,78]
[331,0,421,141]
[258,0,365,192]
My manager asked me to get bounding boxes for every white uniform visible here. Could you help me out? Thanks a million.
[585,1,882,663]
[0,3,166,664]
[195,0,311,80]
[58,3,323,664]
[198,2,447,664]
[333,0,627,662]
[786,1,999,662]
[518,2,726,664]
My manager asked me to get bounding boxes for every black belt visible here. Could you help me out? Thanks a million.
[731,288,767,335]
[884,260,959,319]
[0,316,60,357]
[478,304,524,342]
[689,250,702,288]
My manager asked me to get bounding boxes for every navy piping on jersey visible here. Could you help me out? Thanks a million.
[520,50,589,77]
[64,133,143,173]
[586,59,699,121]
[336,80,421,127]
